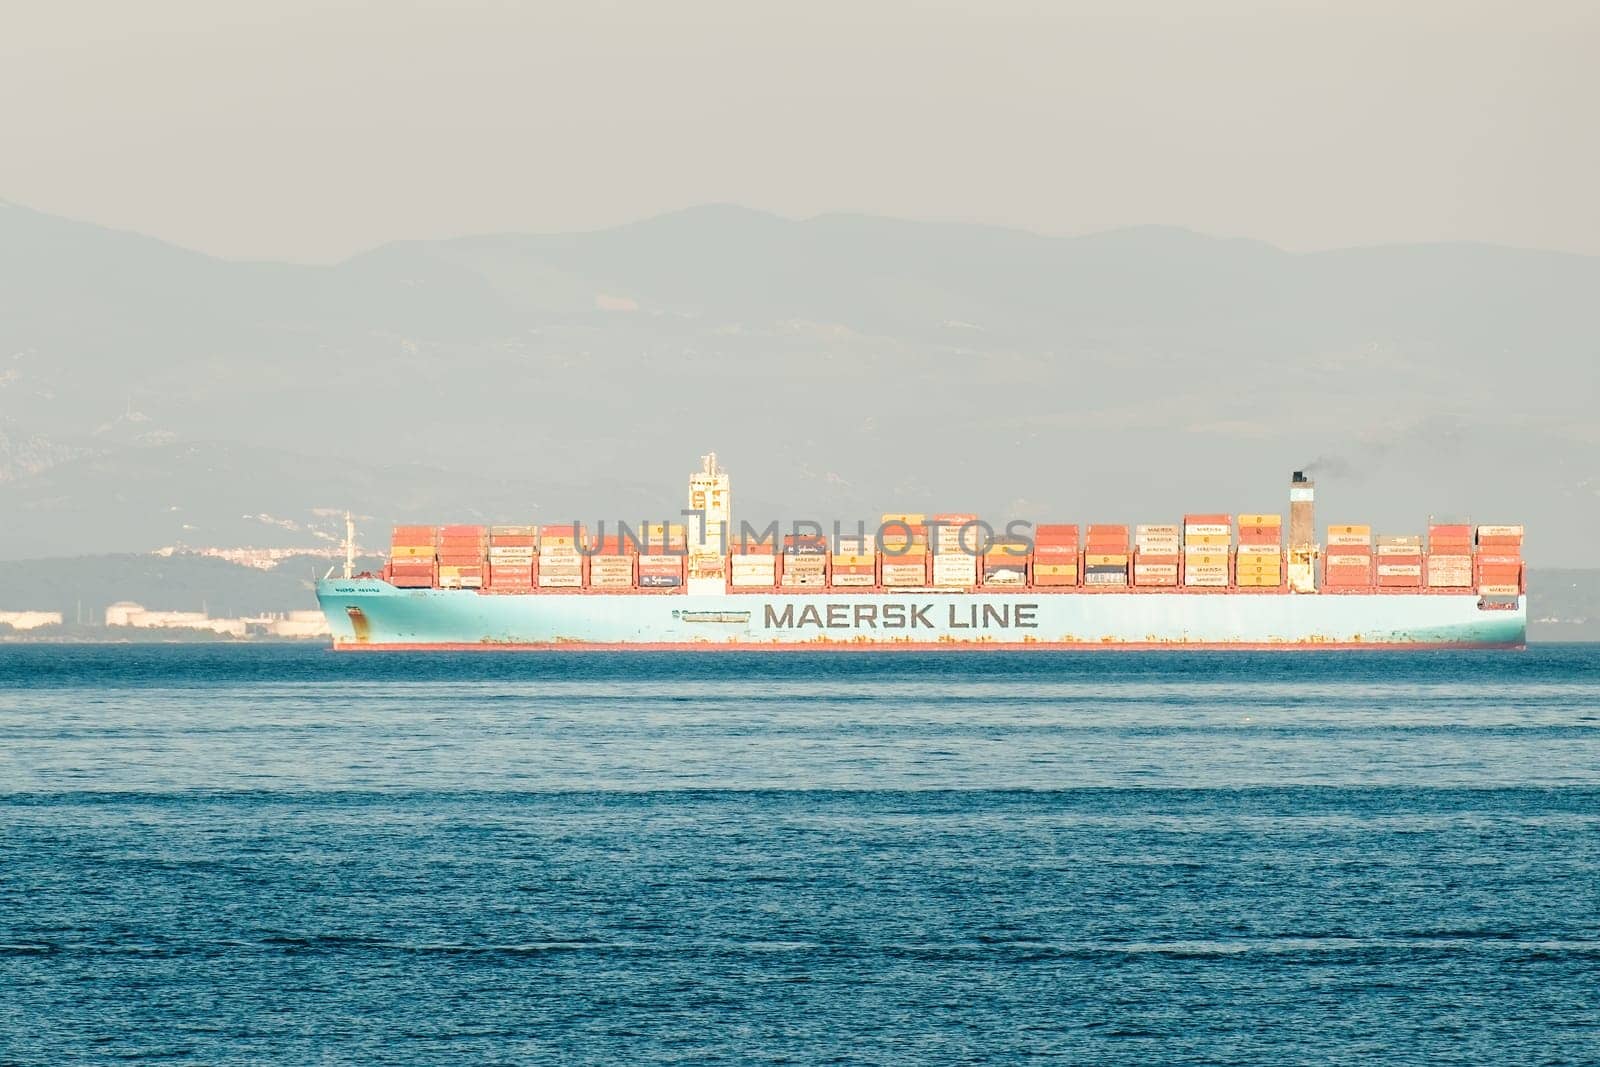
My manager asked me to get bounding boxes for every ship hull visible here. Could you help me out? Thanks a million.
[316,580,1526,650]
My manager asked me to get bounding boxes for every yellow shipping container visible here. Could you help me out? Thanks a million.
[1033,564,1079,576]
[1084,553,1128,566]
[390,545,435,558]
[880,513,926,526]
[1327,524,1371,537]
[1184,533,1231,547]
[1237,514,1283,527]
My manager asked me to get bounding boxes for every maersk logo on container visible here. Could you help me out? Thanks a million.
[568,514,1038,557]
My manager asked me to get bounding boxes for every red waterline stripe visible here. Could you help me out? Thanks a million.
[331,640,1525,653]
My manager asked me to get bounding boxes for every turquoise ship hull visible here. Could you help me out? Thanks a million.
[315,579,1526,649]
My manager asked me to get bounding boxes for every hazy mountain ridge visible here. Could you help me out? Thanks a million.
[2,200,1596,561]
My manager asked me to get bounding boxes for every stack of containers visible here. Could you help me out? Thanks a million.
[1425,524,1473,589]
[638,523,686,588]
[1324,524,1374,590]
[830,535,877,587]
[1084,525,1130,587]
[730,537,778,589]
[1032,525,1080,587]
[1234,514,1283,589]
[1134,524,1180,587]
[486,525,537,592]
[1475,525,1525,596]
[932,514,979,589]
[780,534,828,588]
[880,515,929,588]
[1375,535,1423,589]
[436,525,487,589]
[1182,515,1230,588]
[587,533,636,590]
[389,525,437,589]
[982,536,1029,587]
[538,524,585,588]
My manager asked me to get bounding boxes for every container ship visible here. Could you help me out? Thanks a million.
[316,456,1526,650]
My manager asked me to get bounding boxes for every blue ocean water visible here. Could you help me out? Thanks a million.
[1,646,1597,1065]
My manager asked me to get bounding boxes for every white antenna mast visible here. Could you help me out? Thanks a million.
[344,511,356,579]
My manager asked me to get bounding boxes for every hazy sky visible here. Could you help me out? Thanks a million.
[3,0,1595,261]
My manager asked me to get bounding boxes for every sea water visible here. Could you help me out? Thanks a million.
[1,646,1597,1064]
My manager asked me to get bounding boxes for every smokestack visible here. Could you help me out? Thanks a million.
[1289,472,1316,593]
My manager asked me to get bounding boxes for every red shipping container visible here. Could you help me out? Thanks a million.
[1035,524,1079,542]
[391,525,436,543]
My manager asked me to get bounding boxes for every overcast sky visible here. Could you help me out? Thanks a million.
[3,0,1595,261]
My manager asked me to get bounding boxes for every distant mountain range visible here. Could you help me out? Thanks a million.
[2,199,1596,562]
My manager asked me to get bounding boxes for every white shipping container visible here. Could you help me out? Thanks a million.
[1476,525,1524,538]
[1137,524,1180,537]
[1184,524,1231,537]
[1377,545,1422,556]
[1327,534,1373,546]
[1084,572,1129,586]
[731,576,776,588]
[1479,583,1520,595]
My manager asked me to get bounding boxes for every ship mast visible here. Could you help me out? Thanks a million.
[344,511,356,579]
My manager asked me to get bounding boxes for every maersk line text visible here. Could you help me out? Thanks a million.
[762,603,1040,630]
